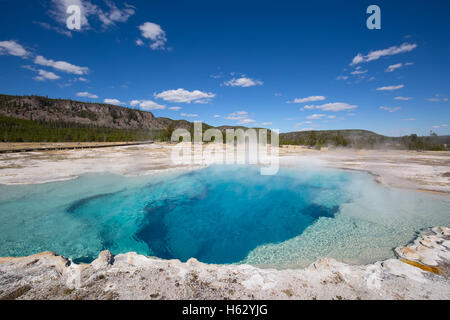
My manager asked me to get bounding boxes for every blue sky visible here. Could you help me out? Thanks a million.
[0,0,449,135]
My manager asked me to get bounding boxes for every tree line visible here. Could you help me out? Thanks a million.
[0,116,166,143]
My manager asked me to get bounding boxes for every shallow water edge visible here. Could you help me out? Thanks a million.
[0,226,449,300]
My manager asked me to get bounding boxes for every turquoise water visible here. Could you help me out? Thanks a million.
[0,165,449,268]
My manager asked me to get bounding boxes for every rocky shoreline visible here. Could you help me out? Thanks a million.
[0,226,449,300]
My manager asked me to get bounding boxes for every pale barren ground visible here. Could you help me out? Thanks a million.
[278,146,450,194]
[0,141,149,152]
[0,142,449,193]
[0,143,449,300]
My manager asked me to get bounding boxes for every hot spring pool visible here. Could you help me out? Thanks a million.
[0,165,449,268]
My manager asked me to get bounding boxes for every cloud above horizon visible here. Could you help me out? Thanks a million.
[180,113,198,118]
[385,62,413,72]
[223,77,263,87]
[137,22,167,50]
[0,40,30,58]
[380,106,401,112]
[350,43,417,66]
[432,124,448,129]
[426,96,448,102]
[76,91,98,99]
[288,96,326,104]
[302,102,358,112]
[394,96,413,101]
[225,110,255,124]
[130,99,165,110]
[104,98,124,105]
[34,55,88,75]
[48,0,135,34]
[154,88,215,104]
[0,40,89,82]
[34,69,60,81]
[306,114,326,120]
[376,84,404,91]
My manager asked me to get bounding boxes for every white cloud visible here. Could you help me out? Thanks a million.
[168,106,181,110]
[336,75,349,80]
[303,102,358,112]
[223,77,263,87]
[210,73,225,79]
[131,99,165,110]
[402,118,416,121]
[426,97,448,102]
[261,122,272,126]
[154,88,215,104]
[328,115,336,119]
[49,0,135,31]
[376,84,404,91]
[135,38,144,46]
[50,0,93,30]
[224,111,255,125]
[225,116,243,121]
[213,114,220,118]
[385,63,403,72]
[350,69,368,75]
[394,96,413,101]
[0,40,30,57]
[23,65,61,81]
[225,111,248,120]
[288,96,326,104]
[36,22,72,37]
[34,69,60,81]
[432,124,448,129]
[297,121,312,125]
[97,2,135,27]
[138,22,167,50]
[193,99,211,104]
[380,106,401,112]
[76,91,98,99]
[238,118,255,124]
[307,114,326,120]
[350,43,417,66]
[104,98,123,105]
[34,55,88,75]
[180,113,198,118]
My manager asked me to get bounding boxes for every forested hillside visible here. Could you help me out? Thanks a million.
[0,94,448,150]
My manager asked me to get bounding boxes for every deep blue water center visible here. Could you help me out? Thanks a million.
[0,165,449,267]
[66,166,345,264]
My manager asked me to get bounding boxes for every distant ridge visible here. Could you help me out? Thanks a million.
[0,94,448,150]
[0,94,191,131]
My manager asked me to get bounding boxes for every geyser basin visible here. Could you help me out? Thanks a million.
[0,165,449,268]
